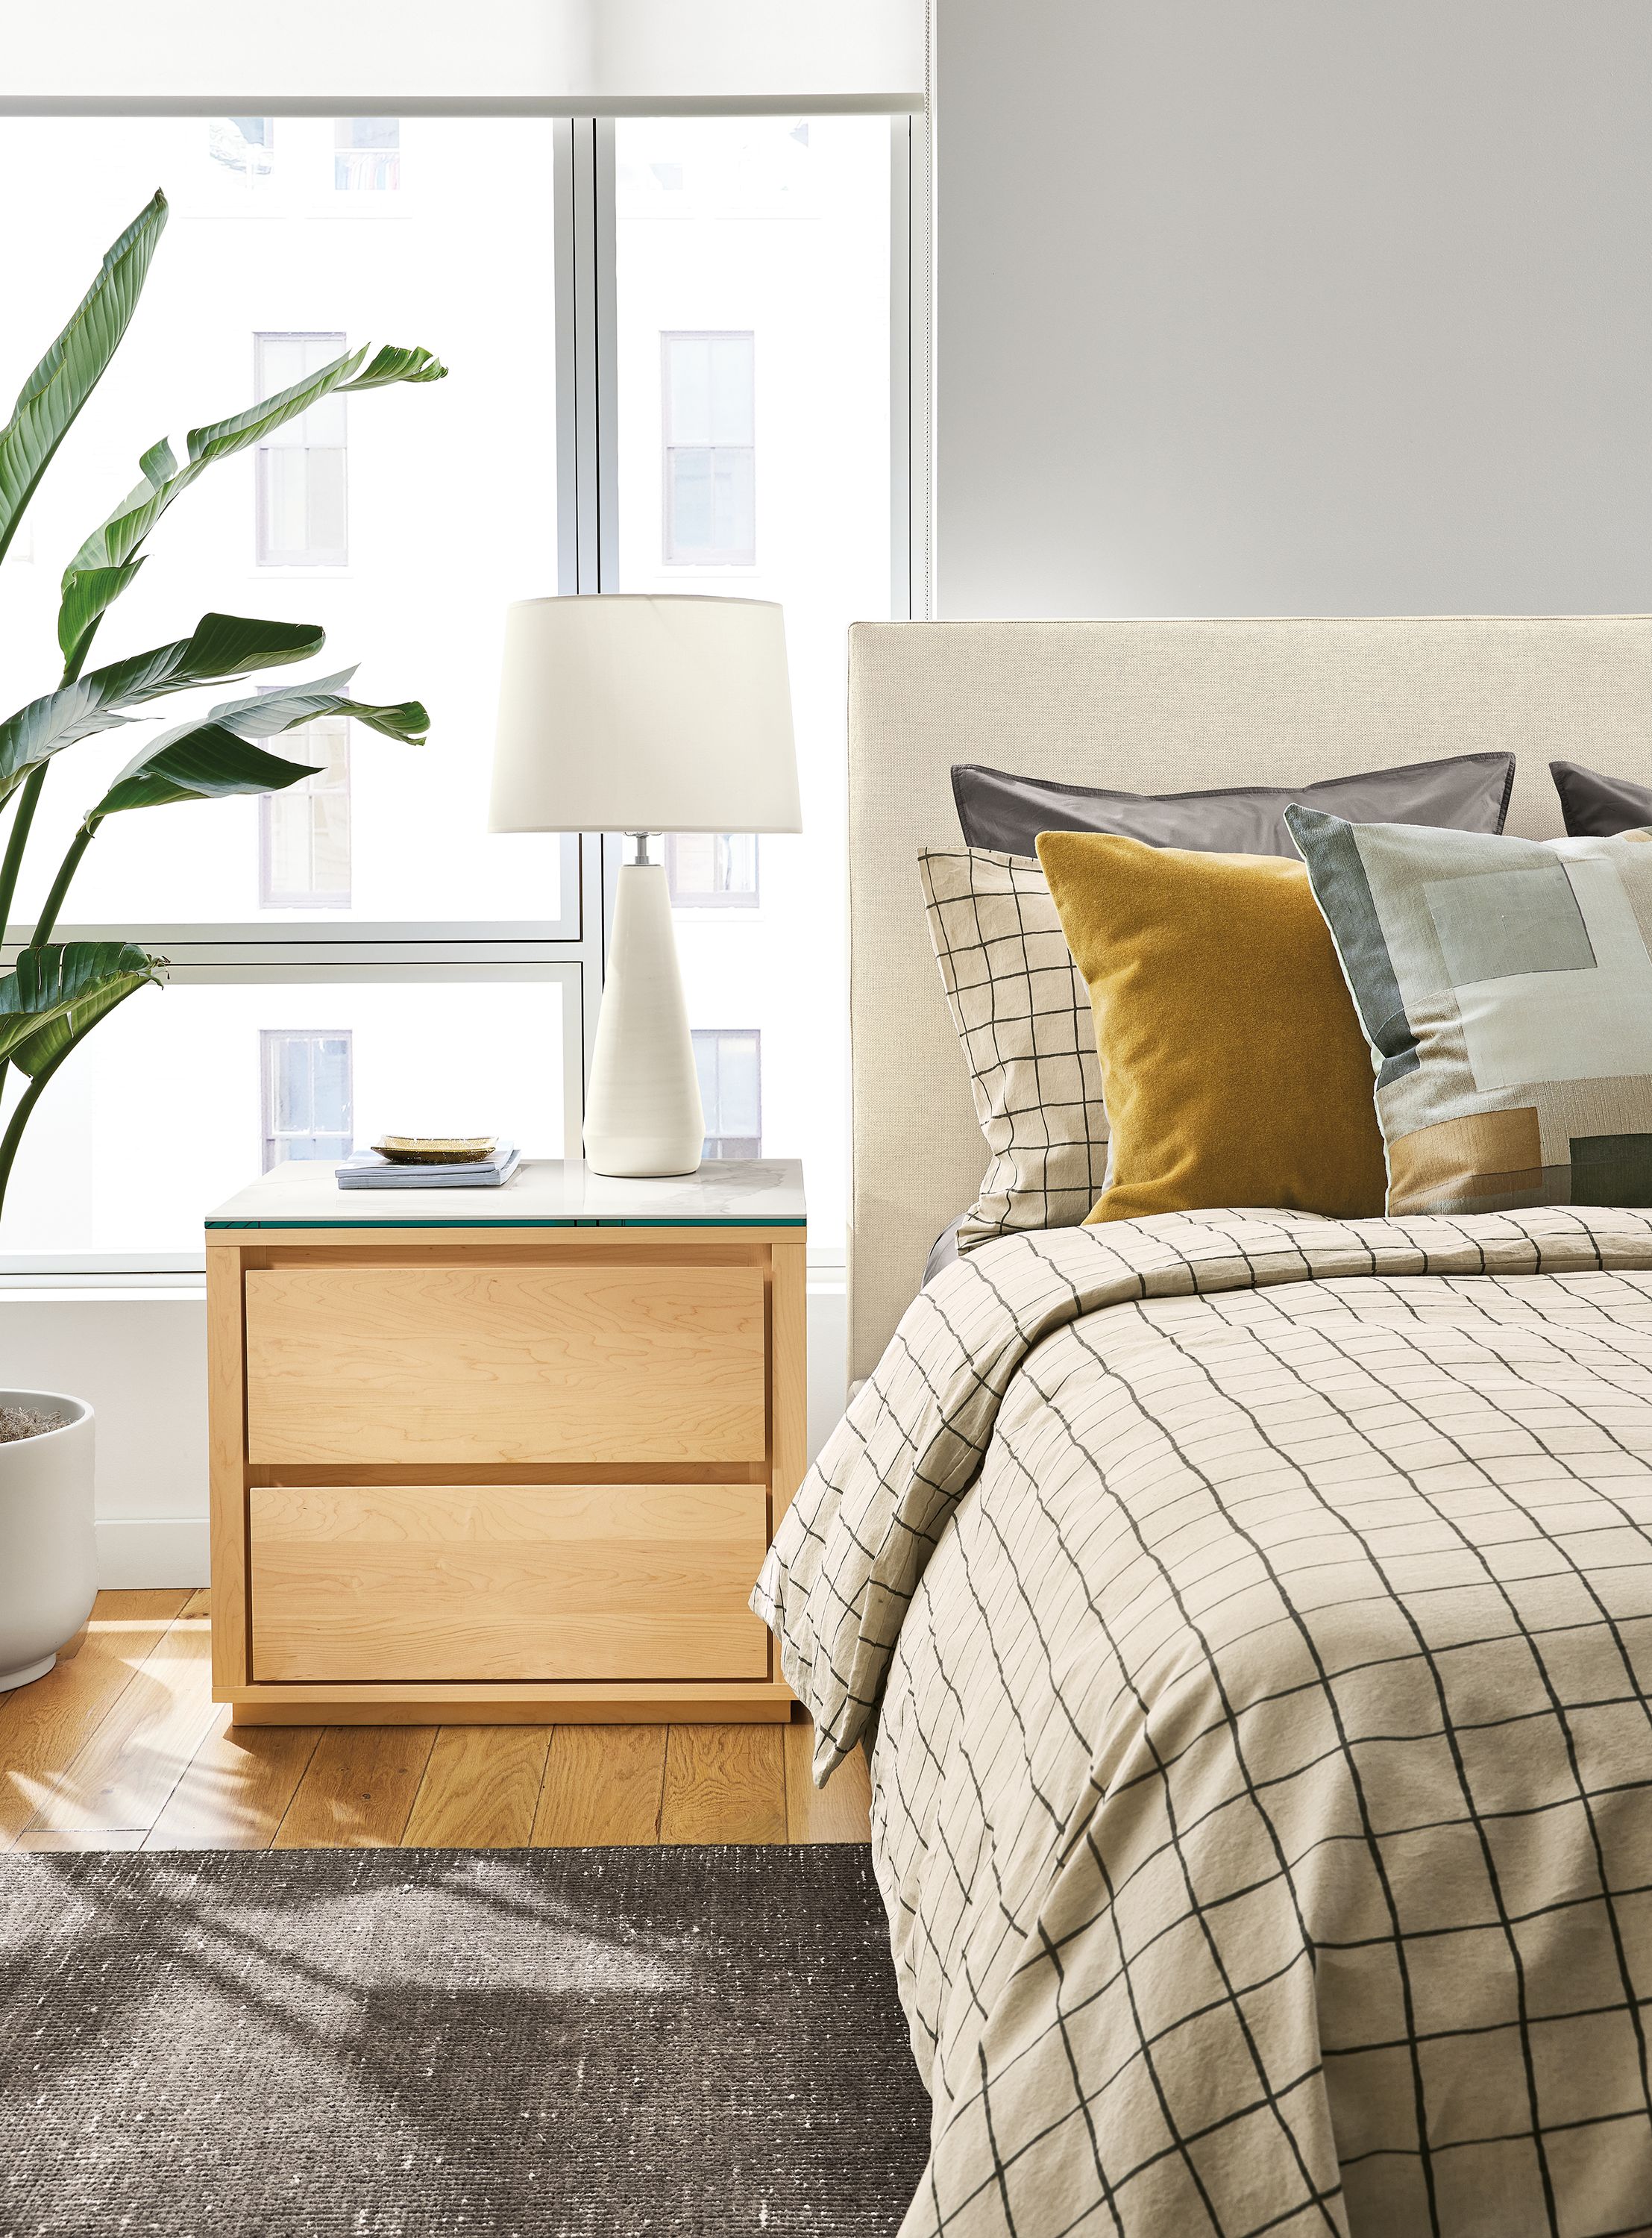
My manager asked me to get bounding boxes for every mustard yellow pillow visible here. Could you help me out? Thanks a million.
[1035,830,1386,1223]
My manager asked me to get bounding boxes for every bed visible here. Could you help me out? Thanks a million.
[756,618,1652,2237]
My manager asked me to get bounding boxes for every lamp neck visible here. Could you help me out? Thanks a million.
[624,831,658,867]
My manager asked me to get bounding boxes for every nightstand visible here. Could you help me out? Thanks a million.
[204,1157,804,1726]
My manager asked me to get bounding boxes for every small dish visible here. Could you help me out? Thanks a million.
[371,1135,498,1166]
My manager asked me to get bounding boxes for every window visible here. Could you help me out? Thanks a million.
[662,331,755,565]
[666,833,758,909]
[0,110,899,1268]
[210,117,273,180]
[621,116,895,1243]
[260,718,351,908]
[261,1029,354,1169]
[1,125,565,937]
[255,330,348,566]
[336,118,400,192]
[693,1029,761,1159]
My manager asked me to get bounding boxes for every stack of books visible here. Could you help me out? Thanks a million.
[336,1139,521,1191]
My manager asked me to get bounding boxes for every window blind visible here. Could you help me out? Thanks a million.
[2,0,926,110]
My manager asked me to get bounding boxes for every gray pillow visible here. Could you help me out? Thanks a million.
[951,751,1516,858]
[1551,759,1652,839]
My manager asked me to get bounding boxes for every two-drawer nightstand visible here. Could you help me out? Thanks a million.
[204,1157,804,1726]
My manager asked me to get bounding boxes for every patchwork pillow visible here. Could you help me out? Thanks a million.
[1287,806,1652,1214]
[1550,759,1652,840]
[1036,831,1387,1223]
[952,751,1516,859]
[918,847,1108,1248]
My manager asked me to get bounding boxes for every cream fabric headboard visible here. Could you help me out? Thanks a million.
[847,614,1652,1380]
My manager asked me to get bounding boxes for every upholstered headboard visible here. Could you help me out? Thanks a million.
[847,614,1652,1380]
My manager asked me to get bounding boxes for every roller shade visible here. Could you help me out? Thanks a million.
[1,0,926,111]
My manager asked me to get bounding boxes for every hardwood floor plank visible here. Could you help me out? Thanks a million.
[271,1726,436,1849]
[402,1726,550,1849]
[25,1596,217,1836]
[785,1718,873,1843]
[533,1725,665,1847]
[0,1591,192,1849]
[145,1715,322,1850]
[13,1828,147,1852]
[659,1723,785,1845]
[3,1600,822,1855]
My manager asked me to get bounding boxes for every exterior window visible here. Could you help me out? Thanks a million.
[260,1029,354,1170]
[210,118,273,181]
[692,1029,761,1160]
[665,833,759,909]
[336,119,401,192]
[260,718,351,908]
[254,330,348,567]
[662,331,755,565]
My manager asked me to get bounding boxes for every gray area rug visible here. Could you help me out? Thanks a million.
[0,1844,930,2235]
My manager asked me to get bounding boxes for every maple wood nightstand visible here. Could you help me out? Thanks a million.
[204,1157,804,1726]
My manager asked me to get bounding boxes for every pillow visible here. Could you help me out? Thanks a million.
[1550,759,1652,839]
[918,847,1108,1249]
[1287,806,1652,1214]
[953,751,1516,859]
[1034,831,1387,1224]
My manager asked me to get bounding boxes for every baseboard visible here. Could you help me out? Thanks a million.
[95,1517,210,1590]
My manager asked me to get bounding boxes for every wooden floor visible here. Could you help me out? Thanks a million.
[0,1592,871,1853]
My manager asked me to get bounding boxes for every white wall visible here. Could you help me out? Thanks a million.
[0,1290,209,1585]
[934,0,1652,621]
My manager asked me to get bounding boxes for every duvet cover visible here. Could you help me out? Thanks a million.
[754,1207,1652,2238]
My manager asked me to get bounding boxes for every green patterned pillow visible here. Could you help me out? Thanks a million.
[1285,806,1652,1214]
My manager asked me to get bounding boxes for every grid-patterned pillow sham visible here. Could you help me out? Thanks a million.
[919,846,1108,1249]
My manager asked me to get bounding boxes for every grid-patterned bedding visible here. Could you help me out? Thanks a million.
[753,1207,1652,2237]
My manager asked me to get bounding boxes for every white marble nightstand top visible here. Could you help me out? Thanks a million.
[206,1156,805,1229]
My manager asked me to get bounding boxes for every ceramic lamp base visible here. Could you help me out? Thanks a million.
[582,862,705,1178]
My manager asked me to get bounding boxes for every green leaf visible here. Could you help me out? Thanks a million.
[89,668,428,821]
[0,942,163,1077]
[0,612,326,802]
[0,193,167,569]
[57,340,447,671]
[92,735,323,820]
[336,343,450,392]
[57,558,145,664]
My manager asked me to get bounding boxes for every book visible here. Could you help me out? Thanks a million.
[336,1142,522,1191]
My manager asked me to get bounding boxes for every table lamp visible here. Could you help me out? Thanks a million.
[490,593,801,1178]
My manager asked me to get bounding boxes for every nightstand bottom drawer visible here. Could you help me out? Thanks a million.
[248,1483,770,1683]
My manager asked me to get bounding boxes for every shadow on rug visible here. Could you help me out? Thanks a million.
[0,1844,930,2235]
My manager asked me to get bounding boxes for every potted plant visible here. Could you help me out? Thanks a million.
[0,190,445,1681]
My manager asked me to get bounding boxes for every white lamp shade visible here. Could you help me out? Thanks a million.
[489,593,802,834]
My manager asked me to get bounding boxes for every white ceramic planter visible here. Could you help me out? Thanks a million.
[0,1390,96,1690]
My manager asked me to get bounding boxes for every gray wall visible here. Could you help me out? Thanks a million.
[933,0,1652,619]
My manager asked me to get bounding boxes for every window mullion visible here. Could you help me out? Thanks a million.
[559,116,621,1114]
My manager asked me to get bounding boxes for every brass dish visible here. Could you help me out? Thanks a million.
[371,1135,498,1166]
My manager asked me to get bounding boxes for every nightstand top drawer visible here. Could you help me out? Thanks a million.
[207,1155,805,1231]
[245,1260,768,1467]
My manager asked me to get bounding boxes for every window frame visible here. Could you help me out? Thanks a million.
[334,116,401,192]
[661,327,756,567]
[0,106,929,1276]
[260,1024,354,1170]
[254,327,349,568]
[665,832,759,911]
[692,1025,762,1161]
[259,715,353,911]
